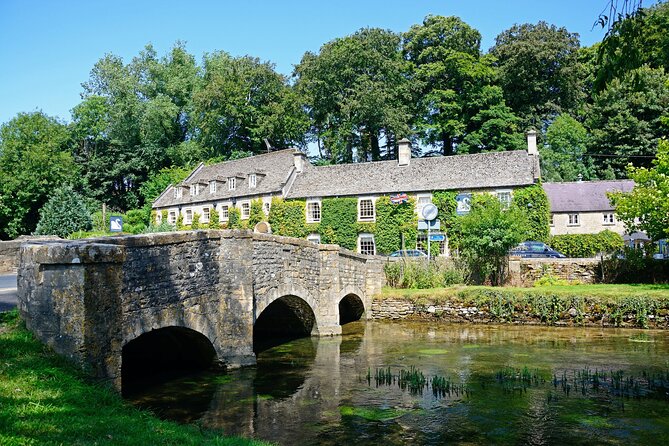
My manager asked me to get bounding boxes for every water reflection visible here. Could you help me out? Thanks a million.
[127,322,669,445]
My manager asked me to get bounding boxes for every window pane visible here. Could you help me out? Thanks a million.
[359,235,375,255]
[241,203,250,218]
[307,201,321,222]
[359,199,374,220]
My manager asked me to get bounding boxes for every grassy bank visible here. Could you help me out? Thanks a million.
[0,311,270,446]
[378,284,669,328]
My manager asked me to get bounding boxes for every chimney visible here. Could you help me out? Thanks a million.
[526,129,538,156]
[398,138,411,166]
[293,149,305,173]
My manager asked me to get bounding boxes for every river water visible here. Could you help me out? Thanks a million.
[127,322,669,445]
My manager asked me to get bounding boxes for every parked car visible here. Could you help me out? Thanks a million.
[509,241,566,258]
[389,249,427,258]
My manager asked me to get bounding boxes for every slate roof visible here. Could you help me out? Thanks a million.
[543,180,635,213]
[153,149,299,208]
[286,150,537,199]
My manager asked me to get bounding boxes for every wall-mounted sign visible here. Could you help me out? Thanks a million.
[456,193,472,215]
[110,216,123,232]
[429,233,445,242]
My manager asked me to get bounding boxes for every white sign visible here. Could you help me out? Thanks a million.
[456,193,472,215]
[110,216,123,232]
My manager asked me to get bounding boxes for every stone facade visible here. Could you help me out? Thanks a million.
[0,236,60,273]
[17,231,384,390]
[508,257,602,286]
[550,211,626,236]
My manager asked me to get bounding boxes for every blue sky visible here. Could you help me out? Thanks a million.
[0,0,659,125]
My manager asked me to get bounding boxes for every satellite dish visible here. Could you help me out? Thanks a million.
[254,221,272,234]
[421,203,438,221]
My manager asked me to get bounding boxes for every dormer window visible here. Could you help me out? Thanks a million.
[229,177,236,191]
[249,174,257,188]
[176,187,183,199]
[209,181,217,194]
[190,185,195,196]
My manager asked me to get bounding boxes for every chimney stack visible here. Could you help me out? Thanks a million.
[398,138,411,166]
[526,129,538,156]
[293,149,305,173]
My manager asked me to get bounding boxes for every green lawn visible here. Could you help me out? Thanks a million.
[0,311,271,446]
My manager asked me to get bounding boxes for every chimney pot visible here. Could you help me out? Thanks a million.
[526,129,538,156]
[293,150,304,173]
[398,138,411,166]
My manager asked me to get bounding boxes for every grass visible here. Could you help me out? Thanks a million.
[0,311,271,446]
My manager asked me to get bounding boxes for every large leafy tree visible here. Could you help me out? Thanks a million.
[295,28,412,162]
[491,21,585,129]
[586,66,669,178]
[404,15,524,155]
[609,140,669,241]
[0,112,77,239]
[541,114,593,181]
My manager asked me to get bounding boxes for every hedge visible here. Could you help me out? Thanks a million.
[549,230,624,257]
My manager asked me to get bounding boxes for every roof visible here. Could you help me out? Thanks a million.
[286,150,537,198]
[153,149,300,208]
[543,180,635,213]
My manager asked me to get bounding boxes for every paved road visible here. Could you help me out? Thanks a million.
[0,273,17,311]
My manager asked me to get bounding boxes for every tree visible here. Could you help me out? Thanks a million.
[404,16,524,155]
[609,140,669,241]
[34,186,92,238]
[458,194,528,285]
[249,199,265,228]
[491,22,585,129]
[541,114,593,181]
[586,66,669,178]
[0,112,77,239]
[295,28,412,162]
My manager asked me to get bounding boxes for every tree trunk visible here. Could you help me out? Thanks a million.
[370,131,380,161]
[442,132,454,156]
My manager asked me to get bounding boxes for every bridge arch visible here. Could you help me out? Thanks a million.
[338,285,367,325]
[121,325,217,394]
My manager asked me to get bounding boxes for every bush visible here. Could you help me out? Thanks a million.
[249,199,265,228]
[549,230,624,257]
[142,221,176,233]
[384,259,467,289]
[191,212,201,229]
[602,248,669,284]
[35,186,92,238]
[208,208,220,229]
[228,207,241,229]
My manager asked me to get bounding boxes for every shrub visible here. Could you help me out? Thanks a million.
[249,199,265,228]
[384,259,467,289]
[228,207,242,229]
[191,212,201,229]
[208,208,220,229]
[549,230,624,257]
[142,221,176,233]
[35,186,92,238]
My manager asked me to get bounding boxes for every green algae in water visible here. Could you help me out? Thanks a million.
[339,406,414,421]
[417,349,449,355]
[212,375,234,384]
[629,333,655,343]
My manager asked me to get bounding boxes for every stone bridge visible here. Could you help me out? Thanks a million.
[17,230,384,391]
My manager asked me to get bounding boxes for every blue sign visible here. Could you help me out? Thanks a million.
[418,219,440,230]
[110,216,123,232]
[429,234,445,242]
[456,193,472,215]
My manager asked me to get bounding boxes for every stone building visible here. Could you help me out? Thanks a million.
[153,137,541,255]
[542,180,634,236]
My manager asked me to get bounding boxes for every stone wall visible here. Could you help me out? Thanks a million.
[508,257,601,286]
[0,236,60,273]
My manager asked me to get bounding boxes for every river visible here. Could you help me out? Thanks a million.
[127,321,669,445]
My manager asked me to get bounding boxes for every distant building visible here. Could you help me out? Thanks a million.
[153,137,541,255]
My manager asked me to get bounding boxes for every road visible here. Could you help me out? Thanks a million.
[0,273,17,311]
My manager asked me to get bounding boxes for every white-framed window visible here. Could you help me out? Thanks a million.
[168,211,177,224]
[496,190,512,209]
[185,209,193,224]
[228,177,236,190]
[358,198,375,222]
[249,174,257,188]
[358,233,376,255]
[241,202,250,219]
[416,194,432,216]
[549,214,554,226]
[176,187,183,199]
[263,202,271,214]
[220,205,229,221]
[306,199,321,223]
[307,233,321,244]
[210,181,217,194]
[202,207,210,223]
[190,185,195,196]
[568,213,580,226]
[603,213,615,225]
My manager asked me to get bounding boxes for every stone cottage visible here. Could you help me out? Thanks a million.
[153,136,541,256]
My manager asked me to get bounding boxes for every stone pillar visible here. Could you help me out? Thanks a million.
[316,244,342,336]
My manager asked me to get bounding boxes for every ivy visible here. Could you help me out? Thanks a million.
[268,198,308,238]
[433,191,459,250]
[176,213,184,230]
[320,197,358,250]
[249,199,265,228]
[375,196,417,255]
[512,183,550,242]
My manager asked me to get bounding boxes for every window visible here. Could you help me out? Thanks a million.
[196,184,200,195]
[568,213,580,225]
[263,202,271,214]
[190,186,195,196]
[416,194,432,216]
[358,198,375,221]
[306,200,321,223]
[497,190,512,209]
[241,202,250,219]
[202,207,210,223]
[416,233,445,255]
[168,211,177,224]
[307,233,321,244]
[549,214,554,226]
[358,234,376,255]
[228,177,236,190]
[603,213,615,225]
[173,188,177,199]
[185,209,193,224]
[220,205,229,221]
[249,174,256,188]
[210,181,217,194]
[175,187,183,199]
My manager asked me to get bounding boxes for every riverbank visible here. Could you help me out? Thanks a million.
[374,284,669,328]
[0,311,270,446]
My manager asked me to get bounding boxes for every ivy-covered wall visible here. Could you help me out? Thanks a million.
[512,183,551,242]
[320,198,358,250]
[374,196,417,255]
